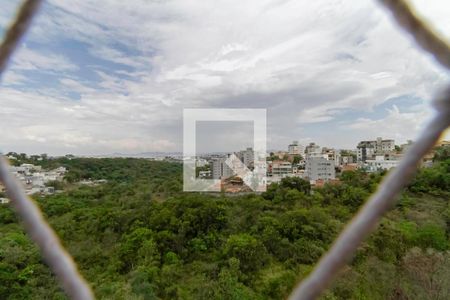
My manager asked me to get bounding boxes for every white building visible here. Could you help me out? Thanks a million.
[235,147,254,168]
[288,141,304,156]
[401,140,413,153]
[305,143,321,156]
[196,158,209,167]
[198,170,211,179]
[210,156,234,179]
[266,160,296,183]
[305,157,335,181]
[304,143,336,181]
[357,137,395,162]
[365,156,400,172]
[356,146,375,163]
[9,164,66,195]
[209,148,256,180]
[322,148,341,167]
[340,156,354,165]
[270,161,293,177]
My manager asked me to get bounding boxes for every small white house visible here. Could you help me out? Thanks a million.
[365,156,400,172]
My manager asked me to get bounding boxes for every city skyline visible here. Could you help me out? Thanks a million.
[2,137,421,158]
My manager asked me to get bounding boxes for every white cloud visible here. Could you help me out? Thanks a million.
[344,104,436,144]
[11,47,77,72]
[0,88,176,155]
[59,78,96,94]
[88,46,148,69]
[2,71,27,85]
[0,0,449,154]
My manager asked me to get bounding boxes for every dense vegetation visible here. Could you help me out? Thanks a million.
[0,150,449,299]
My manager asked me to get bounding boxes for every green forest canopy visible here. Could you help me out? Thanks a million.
[0,149,449,299]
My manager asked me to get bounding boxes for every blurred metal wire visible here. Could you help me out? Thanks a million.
[0,0,42,76]
[289,88,450,300]
[379,0,450,70]
[289,0,450,298]
[0,1,94,299]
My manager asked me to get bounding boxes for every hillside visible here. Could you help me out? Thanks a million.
[0,155,449,299]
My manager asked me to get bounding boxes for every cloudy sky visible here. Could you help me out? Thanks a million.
[0,0,449,155]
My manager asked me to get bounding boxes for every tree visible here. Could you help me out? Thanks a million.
[433,145,450,161]
[401,247,450,299]
[224,234,268,274]
[1,156,449,299]
[292,155,303,164]
[280,177,310,194]
[415,223,448,251]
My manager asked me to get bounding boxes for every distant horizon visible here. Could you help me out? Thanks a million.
[5,137,441,158]
[1,0,449,155]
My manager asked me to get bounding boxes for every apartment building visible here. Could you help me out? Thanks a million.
[340,155,354,165]
[305,142,321,156]
[357,137,395,162]
[303,143,336,181]
[288,141,304,155]
[322,147,341,167]
[365,156,400,172]
[305,156,335,181]
[210,156,234,179]
[270,161,293,177]
[235,147,254,169]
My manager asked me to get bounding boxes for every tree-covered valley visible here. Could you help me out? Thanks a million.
[0,150,449,299]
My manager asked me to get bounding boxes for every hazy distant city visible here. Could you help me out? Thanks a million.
[3,137,447,197]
